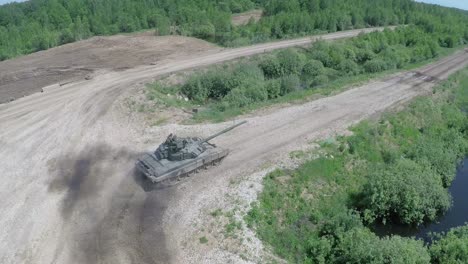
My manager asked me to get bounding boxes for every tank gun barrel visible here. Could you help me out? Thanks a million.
[202,121,247,143]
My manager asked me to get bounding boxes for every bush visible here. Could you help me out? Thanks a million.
[335,228,430,264]
[363,58,387,73]
[430,225,468,264]
[0,50,9,61]
[338,59,360,76]
[181,63,264,102]
[181,75,209,102]
[224,80,268,108]
[378,236,431,263]
[355,49,375,64]
[181,69,234,101]
[231,63,265,86]
[358,159,451,225]
[310,75,329,88]
[302,59,325,78]
[59,29,74,44]
[259,56,283,79]
[192,22,216,40]
[280,74,301,95]
[409,134,463,187]
[265,79,281,99]
[310,50,333,67]
[394,47,411,68]
[150,13,171,36]
[277,49,306,75]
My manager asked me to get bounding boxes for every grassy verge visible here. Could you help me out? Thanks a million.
[143,26,466,123]
[245,68,468,263]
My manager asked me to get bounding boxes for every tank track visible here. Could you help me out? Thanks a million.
[157,157,224,187]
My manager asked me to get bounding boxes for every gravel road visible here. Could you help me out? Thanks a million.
[0,28,467,264]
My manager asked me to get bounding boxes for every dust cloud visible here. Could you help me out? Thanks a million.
[47,144,172,263]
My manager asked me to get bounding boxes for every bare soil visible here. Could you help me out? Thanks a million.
[0,32,219,104]
[0,28,465,264]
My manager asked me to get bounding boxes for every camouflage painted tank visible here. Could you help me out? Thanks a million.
[136,121,247,183]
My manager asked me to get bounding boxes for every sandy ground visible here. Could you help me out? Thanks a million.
[0,27,467,264]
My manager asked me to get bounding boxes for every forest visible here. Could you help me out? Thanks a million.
[1,0,468,60]
[246,67,468,263]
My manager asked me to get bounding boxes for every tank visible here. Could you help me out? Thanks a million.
[136,121,247,184]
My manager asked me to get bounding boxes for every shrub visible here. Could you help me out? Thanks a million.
[181,70,233,101]
[363,58,387,73]
[310,50,333,67]
[355,48,375,64]
[430,225,468,264]
[59,29,74,44]
[378,236,431,263]
[265,79,281,99]
[335,228,430,263]
[338,59,360,76]
[181,75,210,102]
[343,48,357,61]
[259,56,283,78]
[329,46,346,69]
[205,70,235,99]
[409,134,463,187]
[192,22,216,40]
[0,50,9,61]
[302,59,325,78]
[358,159,451,225]
[231,63,265,86]
[394,47,411,68]
[280,74,301,95]
[149,13,171,35]
[277,49,306,75]
[223,88,252,108]
[310,75,329,88]
[224,81,268,108]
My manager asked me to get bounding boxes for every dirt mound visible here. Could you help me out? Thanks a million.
[0,32,218,104]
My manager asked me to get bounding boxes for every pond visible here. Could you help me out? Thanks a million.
[373,158,468,243]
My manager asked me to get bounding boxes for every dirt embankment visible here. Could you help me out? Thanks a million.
[0,32,219,104]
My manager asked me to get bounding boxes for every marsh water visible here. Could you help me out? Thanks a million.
[374,158,468,243]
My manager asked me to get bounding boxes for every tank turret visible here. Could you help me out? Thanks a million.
[136,121,247,183]
[154,121,247,162]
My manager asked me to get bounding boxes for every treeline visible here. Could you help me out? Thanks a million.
[230,0,468,46]
[1,0,468,60]
[0,0,253,60]
[150,25,461,119]
[246,68,468,263]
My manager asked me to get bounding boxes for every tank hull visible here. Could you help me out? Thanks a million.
[136,146,229,183]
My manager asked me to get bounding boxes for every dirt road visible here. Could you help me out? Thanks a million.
[0,27,467,263]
